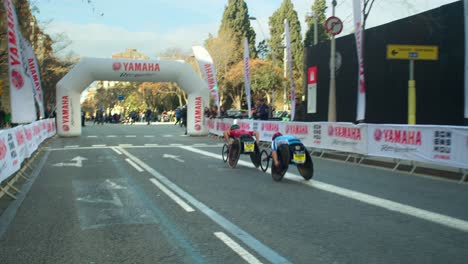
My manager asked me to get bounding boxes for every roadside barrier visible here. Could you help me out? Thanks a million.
[207,118,468,182]
[0,119,56,199]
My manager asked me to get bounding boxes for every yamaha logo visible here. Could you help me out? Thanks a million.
[328,125,334,136]
[374,128,383,142]
[113,62,122,71]
[11,69,24,89]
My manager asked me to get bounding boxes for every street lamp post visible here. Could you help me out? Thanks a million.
[313,11,318,45]
[328,0,337,122]
[306,11,319,46]
[283,44,288,111]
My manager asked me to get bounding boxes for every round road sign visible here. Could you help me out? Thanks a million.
[325,16,343,36]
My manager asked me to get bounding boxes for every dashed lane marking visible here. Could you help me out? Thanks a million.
[214,232,263,264]
[149,178,195,213]
[125,158,144,172]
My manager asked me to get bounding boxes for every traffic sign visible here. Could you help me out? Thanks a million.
[325,16,343,36]
[386,45,438,60]
[118,94,124,101]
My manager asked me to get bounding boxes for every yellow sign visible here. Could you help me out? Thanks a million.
[387,45,438,60]
[243,142,255,153]
[293,153,306,164]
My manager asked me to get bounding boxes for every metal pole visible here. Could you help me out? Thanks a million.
[328,0,337,122]
[314,13,318,45]
[408,60,416,124]
[284,46,288,111]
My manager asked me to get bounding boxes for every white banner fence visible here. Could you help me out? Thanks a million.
[0,118,56,184]
[207,118,468,170]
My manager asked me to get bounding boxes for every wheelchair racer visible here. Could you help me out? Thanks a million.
[271,132,303,167]
[223,124,260,149]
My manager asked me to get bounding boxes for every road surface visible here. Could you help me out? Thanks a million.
[1,122,467,264]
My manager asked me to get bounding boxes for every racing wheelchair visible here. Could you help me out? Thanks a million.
[260,142,314,181]
[222,134,261,169]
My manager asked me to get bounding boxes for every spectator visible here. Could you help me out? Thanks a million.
[220,106,225,117]
[81,111,86,127]
[5,112,11,128]
[45,106,52,118]
[181,105,187,135]
[294,96,306,121]
[254,98,269,120]
[175,107,182,126]
[211,106,218,119]
[204,107,211,118]
[145,109,152,125]
[0,109,5,128]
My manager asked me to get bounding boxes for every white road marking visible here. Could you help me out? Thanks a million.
[65,145,79,148]
[144,135,155,138]
[105,179,127,190]
[194,143,208,146]
[170,143,182,146]
[92,144,106,147]
[214,232,263,264]
[149,178,195,212]
[163,135,174,137]
[117,147,291,264]
[76,193,123,207]
[119,144,133,147]
[180,146,468,233]
[111,147,122,155]
[125,135,137,138]
[125,158,144,172]
[48,145,221,151]
[53,156,87,168]
[163,154,184,163]
[87,135,98,138]
[106,135,117,138]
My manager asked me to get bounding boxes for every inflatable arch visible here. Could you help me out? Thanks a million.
[56,58,209,137]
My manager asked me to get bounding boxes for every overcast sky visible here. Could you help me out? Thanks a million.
[34,0,459,58]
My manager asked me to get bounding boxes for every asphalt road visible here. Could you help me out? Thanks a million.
[1,122,467,264]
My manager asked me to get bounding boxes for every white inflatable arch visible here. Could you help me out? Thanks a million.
[56,58,209,137]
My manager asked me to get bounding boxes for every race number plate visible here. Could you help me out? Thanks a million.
[293,153,306,164]
[244,142,255,153]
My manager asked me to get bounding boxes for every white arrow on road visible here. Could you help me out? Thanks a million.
[53,156,88,167]
[163,154,184,163]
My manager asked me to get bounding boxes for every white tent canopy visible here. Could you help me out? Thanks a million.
[56,57,209,137]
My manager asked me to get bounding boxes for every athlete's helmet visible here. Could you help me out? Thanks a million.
[230,124,240,130]
[272,132,282,140]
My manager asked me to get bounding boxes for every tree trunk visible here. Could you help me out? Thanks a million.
[233,94,241,109]
[266,93,271,104]
[177,94,183,107]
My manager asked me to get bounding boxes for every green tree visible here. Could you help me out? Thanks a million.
[256,40,269,60]
[121,89,145,116]
[218,0,257,62]
[250,59,284,104]
[205,31,237,106]
[225,58,283,108]
[268,0,303,75]
[304,0,328,47]
[268,0,303,97]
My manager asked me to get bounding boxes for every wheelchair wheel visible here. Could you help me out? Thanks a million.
[221,143,229,163]
[297,149,314,180]
[260,149,270,172]
[228,139,241,168]
[271,145,289,181]
[249,143,261,168]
